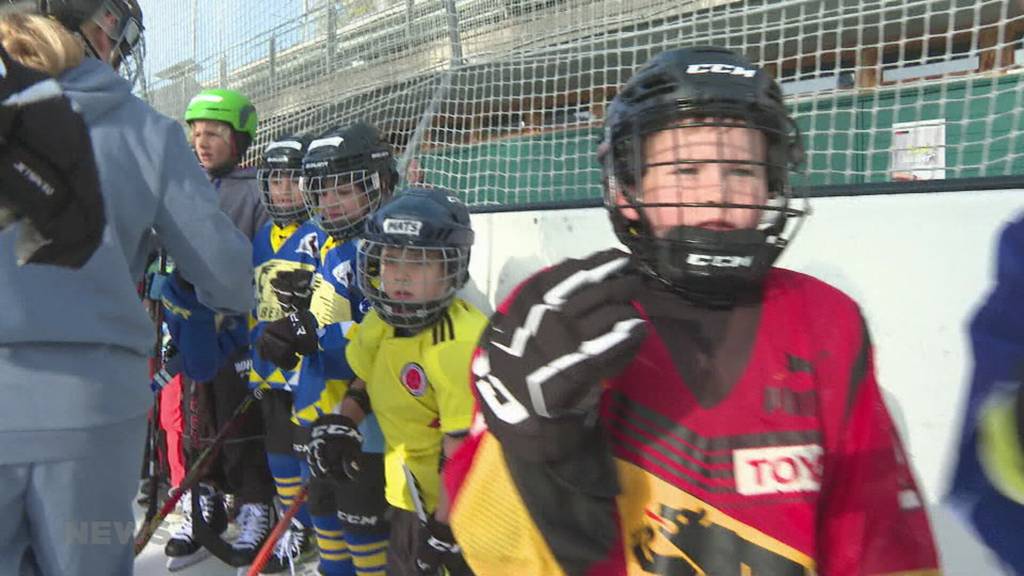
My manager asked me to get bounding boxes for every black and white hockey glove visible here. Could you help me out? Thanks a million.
[306,414,363,481]
[473,249,647,462]
[415,516,470,576]
[0,44,104,268]
[270,269,314,313]
[256,309,319,370]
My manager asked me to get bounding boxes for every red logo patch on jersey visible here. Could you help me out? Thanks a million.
[400,363,428,397]
[733,444,823,496]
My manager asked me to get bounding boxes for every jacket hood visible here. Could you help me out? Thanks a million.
[58,58,133,126]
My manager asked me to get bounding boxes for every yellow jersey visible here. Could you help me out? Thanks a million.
[346,298,486,512]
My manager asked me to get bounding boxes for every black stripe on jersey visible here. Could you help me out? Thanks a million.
[445,312,455,341]
[607,392,821,453]
[611,421,734,493]
[432,311,455,345]
[844,314,872,423]
[606,399,733,475]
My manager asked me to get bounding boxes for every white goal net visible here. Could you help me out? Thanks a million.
[139,0,1024,207]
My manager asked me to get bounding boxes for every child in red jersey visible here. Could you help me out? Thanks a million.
[445,46,942,576]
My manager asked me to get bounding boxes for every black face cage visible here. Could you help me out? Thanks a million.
[605,104,807,238]
[300,169,382,240]
[602,104,808,304]
[356,240,470,332]
[257,168,308,225]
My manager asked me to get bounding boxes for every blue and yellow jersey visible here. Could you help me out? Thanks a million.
[249,220,325,391]
[291,236,370,428]
[346,299,487,513]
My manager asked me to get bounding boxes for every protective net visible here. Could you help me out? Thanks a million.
[139,0,1024,208]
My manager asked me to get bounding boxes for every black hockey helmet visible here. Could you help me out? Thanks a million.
[602,46,807,306]
[357,186,473,331]
[36,0,145,85]
[258,133,312,226]
[300,121,397,240]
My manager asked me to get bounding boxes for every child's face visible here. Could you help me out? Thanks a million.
[621,120,768,237]
[190,120,235,171]
[316,180,369,226]
[379,246,447,303]
[268,173,304,211]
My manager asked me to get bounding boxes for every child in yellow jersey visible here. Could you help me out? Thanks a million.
[304,187,485,576]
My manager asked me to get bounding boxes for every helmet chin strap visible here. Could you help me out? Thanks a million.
[75,29,104,61]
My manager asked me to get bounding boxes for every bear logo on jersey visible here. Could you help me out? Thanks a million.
[296,232,319,259]
[400,363,428,397]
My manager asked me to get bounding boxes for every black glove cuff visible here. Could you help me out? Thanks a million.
[345,386,372,416]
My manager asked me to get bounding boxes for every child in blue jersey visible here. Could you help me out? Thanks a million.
[257,121,397,576]
[244,133,328,572]
[949,213,1024,574]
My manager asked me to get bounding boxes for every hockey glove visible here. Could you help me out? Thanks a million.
[256,309,318,370]
[473,248,647,462]
[270,269,314,313]
[415,516,470,576]
[306,414,363,481]
[0,44,104,268]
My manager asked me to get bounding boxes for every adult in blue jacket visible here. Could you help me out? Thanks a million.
[0,5,253,576]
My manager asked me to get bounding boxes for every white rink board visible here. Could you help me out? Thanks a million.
[136,189,1023,575]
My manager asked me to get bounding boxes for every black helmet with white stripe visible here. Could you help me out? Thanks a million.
[258,133,311,226]
[299,121,397,241]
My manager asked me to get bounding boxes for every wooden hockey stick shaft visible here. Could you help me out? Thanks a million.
[133,392,257,555]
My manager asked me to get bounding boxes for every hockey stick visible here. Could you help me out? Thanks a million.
[403,463,429,523]
[245,484,310,576]
[141,251,170,525]
[133,391,258,555]
[143,389,162,522]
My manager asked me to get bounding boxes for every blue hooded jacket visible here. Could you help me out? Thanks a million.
[0,59,253,462]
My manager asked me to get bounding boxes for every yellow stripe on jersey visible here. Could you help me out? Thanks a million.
[451,433,565,576]
[346,299,486,512]
[978,388,1024,505]
[269,222,301,254]
[293,379,349,426]
[614,459,815,574]
[309,275,353,328]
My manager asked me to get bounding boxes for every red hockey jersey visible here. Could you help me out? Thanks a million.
[445,268,941,576]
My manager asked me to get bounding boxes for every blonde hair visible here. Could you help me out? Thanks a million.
[0,12,84,77]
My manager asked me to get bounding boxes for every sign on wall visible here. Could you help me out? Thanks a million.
[891,119,946,181]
